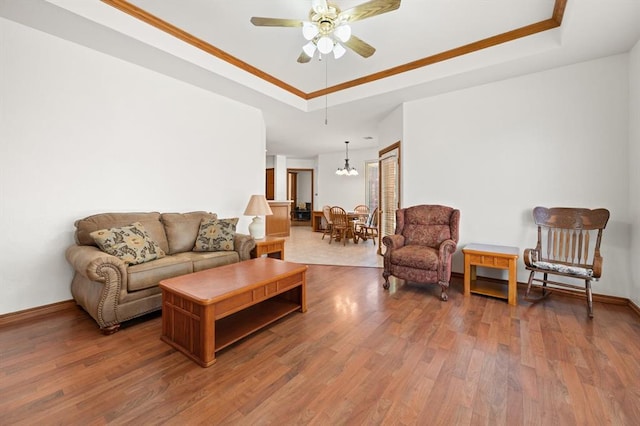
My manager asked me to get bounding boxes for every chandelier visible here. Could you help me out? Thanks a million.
[301,1,352,59]
[336,141,358,176]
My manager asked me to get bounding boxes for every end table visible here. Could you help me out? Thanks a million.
[251,236,285,260]
[463,243,519,305]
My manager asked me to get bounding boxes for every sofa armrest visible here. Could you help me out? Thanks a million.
[65,245,128,286]
[234,233,256,261]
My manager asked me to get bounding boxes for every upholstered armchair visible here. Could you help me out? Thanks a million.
[382,205,460,301]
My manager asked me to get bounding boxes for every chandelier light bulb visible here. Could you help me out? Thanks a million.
[317,36,334,54]
[334,24,351,43]
[333,43,346,59]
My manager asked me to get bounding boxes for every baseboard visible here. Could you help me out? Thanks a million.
[451,272,636,311]
[0,299,76,327]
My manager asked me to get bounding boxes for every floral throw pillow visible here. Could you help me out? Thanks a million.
[90,222,165,265]
[193,218,238,252]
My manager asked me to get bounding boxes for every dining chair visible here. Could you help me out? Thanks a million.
[355,207,379,245]
[329,206,350,245]
[352,204,370,235]
[321,205,333,240]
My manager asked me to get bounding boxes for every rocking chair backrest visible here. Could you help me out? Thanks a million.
[532,207,610,276]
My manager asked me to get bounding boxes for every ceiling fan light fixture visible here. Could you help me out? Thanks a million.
[334,24,351,43]
[317,36,334,54]
[302,22,319,40]
[302,40,317,57]
[333,42,346,59]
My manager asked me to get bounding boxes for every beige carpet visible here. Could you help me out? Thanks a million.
[283,226,383,268]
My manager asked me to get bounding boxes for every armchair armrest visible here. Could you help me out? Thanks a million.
[438,239,457,260]
[65,245,127,285]
[437,239,457,283]
[382,234,405,250]
[234,233,256,261]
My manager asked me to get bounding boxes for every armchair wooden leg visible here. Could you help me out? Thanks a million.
[382,271,390,289]
[439,282,448,301]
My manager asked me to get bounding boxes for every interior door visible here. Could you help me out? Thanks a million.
[265,168,274,200]
[379,142,400,255]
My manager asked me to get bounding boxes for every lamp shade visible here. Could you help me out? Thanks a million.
[244,195,273,240]
[244,194,273,216]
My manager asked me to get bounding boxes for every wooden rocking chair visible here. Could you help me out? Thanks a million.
[523,206,610,318]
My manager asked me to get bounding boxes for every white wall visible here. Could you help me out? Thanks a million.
[0,18,266,314]
[404,54,632,298]
[629,40,640,306]
[316,147,378,210]
[378,105,403,148]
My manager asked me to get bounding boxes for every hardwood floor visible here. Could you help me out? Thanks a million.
[1,266,639,425]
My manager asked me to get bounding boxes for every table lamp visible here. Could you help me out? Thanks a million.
[243,194,273,239]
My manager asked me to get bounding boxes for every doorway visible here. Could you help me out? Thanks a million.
[287,168,314,227]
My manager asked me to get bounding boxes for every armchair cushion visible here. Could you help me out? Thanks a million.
[391,246,439,270]
[90,222,165,266]
[402,207,455,247]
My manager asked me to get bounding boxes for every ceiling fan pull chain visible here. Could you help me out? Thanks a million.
[325,59,329,125]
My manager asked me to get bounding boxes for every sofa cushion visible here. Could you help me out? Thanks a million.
[174,251,240,272]
[75,212,169,254]
[161,211,217,254]
[127,255,193,292]
[90,222,165,265]
[193,218,238,252]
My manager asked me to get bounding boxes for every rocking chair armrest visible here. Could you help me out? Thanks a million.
[592,254,603,278]
[523,248,539,267]
[382,234,405,250]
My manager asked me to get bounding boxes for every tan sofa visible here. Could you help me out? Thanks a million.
[65,211,255,333]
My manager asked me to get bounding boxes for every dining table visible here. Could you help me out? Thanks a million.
[345,211,369,243]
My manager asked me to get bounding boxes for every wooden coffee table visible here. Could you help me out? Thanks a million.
[159,257,307,367]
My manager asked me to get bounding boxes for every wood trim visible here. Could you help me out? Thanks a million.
[100,0,307,99]
[307,19,561,99]
[100,0,566,100]
[0,300,77,327]
[629,299,640,317]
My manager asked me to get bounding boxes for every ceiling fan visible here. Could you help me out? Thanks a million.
[250,0,401,63]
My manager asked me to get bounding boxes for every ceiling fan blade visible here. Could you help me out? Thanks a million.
[297,51,312,63]
[250,17,303,27]
[339,0,401,23]
[312,0,329,14]
[343,35,376,58]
